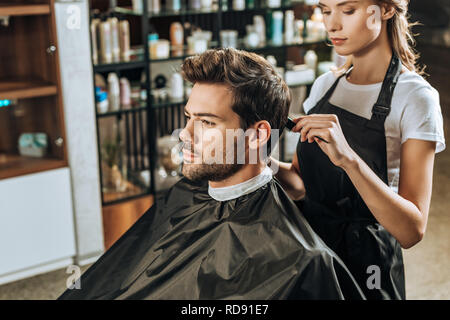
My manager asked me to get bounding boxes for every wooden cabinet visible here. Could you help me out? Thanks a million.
[0,0,67,180]
[0,1,76,285]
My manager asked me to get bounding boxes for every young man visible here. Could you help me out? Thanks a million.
[59,49,364,300]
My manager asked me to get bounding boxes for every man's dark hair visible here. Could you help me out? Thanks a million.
[181,48,291,139]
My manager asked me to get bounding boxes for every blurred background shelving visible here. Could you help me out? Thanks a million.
[89,0,332,248]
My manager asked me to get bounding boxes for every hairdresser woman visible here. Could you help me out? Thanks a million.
[272,0,445,299]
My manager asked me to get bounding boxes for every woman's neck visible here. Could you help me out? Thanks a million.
[347,25,394,85]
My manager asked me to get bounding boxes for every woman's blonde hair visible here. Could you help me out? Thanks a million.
[333,0,425,76]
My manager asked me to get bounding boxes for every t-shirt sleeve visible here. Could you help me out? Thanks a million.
[400,86,446,153]
[302,71,336,114]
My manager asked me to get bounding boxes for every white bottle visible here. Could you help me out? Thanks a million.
[109,15,120,62]
[119,19,130,62]
[233,0,245,10]
[90,18,100,65]
[150,0,160,13]
[201,0,213,9]
[120,77,131,107]
[170,72,184,100]
[305,50,318,71]
[132,0,143,13]
[99,19,112,64]
[284,10,295,44]
[253,15,266,46]
[108,73,120,111]
[267,0,281,8]
[266,55,277,67]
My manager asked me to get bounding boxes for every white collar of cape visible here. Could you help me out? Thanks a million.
[208,166,273,202]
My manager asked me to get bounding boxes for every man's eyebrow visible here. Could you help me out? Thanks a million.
[318,1,359,8]
[184,108,223,120]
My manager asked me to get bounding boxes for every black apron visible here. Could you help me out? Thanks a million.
[296,52,405,300]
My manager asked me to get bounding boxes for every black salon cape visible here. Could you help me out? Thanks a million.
[58,178,365,300]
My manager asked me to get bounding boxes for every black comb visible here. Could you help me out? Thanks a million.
[286,117,329,144]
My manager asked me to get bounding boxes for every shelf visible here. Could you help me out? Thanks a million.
[0,3,50,16]
[0,79,57,100]
[0,154,67,180]
[147,38,326,63]
[97,104,147,118]
[93,60,146,73]
[103,181,151,206]
[114,4,297,18]
[245,38,327,51]
[152,98,188,108]
[96,97,189,118]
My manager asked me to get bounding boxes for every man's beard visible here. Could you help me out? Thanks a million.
[181,134,245,182]
[182,162,242,182]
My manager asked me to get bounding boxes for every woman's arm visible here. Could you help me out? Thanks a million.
[296,114,436,249]
[342,139,435,249]
[271,153,306,201]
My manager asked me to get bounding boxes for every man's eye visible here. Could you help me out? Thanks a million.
[201,119,215,126]
[322,10,331,15]
[343,9,355,15]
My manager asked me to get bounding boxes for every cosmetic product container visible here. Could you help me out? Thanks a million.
[119,19,130,62]
[120,78,131,107]
[108,14,120,63]
[90,12,101,64]
[284,10,294,44]
[271,11,283,45]
[108,73,120,111]
[233,0,245,10]
[99,17,113,64]
[170,72,184,100]
[170,22,184,57]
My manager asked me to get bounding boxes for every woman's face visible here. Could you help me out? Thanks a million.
[319,0,385,56]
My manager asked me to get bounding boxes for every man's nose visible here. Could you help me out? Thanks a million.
[179,118,194,144]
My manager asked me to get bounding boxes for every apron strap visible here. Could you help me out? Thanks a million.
[308,69,350,114]
[365,52,402,132]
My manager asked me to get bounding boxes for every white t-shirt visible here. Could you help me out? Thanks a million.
[208,166,273,201]
[302,69,446,193]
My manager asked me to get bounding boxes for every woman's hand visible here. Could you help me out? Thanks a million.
[292,114,357,168]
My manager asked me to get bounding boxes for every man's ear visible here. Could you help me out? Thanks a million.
[381,4,396,21]
[248,120,271,150]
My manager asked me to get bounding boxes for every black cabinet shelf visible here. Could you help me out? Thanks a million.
[114,4,297,19]
[92,39,326,69]
[97,104,147,118]
[93,60,146,73]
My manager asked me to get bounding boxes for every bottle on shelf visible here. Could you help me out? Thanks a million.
[169,72,184,101]
[189,0,202,10]
[284,10,295,44]
[246,0,255,9]
[107,73,120,111]
[120,78,131,109]
[99,15,113,64]
[271,11,283,45]
[150,0,161,14]
[96,87,109,114]
[119,18,131,62]
[304,50,318,71]
[132,0,143,13]
[168,0,182,11]
[201,0,213,9]
[170,22,184,57]
[267,0,281,8]
[253,15,266,46]
[233,0,245,11]
[90,10,101,65]
[108,13,120,63]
